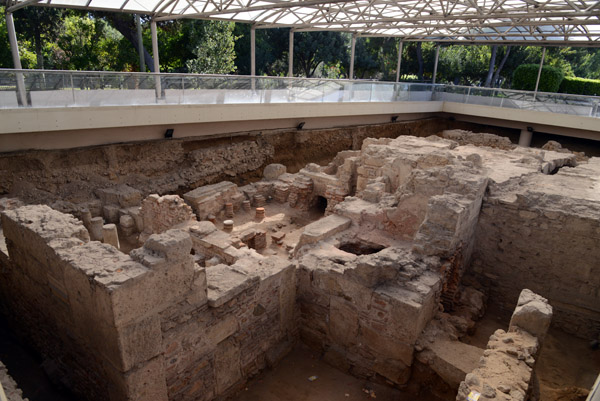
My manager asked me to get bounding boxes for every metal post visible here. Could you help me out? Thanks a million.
[250,26,256,76]
[349,34,357,80]
[288,30,294,78]
[70,73,75,104]
[151,20,161,99]
[533,47,546,101]
[250,26,256,91]
[136,15,145,72]
[395,40,403,83]
[6,12,27,106]
[432,43,440,85]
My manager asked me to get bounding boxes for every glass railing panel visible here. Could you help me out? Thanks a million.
[0,69,598,119]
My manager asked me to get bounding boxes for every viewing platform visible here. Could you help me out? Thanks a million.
[1,69,599,152]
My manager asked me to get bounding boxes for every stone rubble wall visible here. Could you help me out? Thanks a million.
[0,118,494,208]
[0,206,297,401]
[297,247,441,386]
[471,168,600,338]
[456,289,552,401]
[139,194,196,242]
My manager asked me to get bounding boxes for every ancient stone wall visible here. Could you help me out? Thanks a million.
[0,119,513,208]
[456,289,553,401]
[470,159,600,338]
[294,218,442,386]
[0,206,297,401]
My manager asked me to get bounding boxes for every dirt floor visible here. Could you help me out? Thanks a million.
[234,345,446,401]
[463,306,600,401]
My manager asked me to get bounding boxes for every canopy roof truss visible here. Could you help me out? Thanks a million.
[4,0,600,45]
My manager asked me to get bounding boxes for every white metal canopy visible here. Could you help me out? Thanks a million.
[3,0,600,46]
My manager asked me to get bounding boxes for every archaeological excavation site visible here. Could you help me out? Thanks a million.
[0,120,598,401]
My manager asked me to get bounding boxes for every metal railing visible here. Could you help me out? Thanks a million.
[0,69,599,119]
[435,85,600,118]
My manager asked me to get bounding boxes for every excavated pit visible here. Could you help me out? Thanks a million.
[337,241,385,256]
[0,126,598,401]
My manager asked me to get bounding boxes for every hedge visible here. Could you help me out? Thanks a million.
[559,77,600,96]
[512,64,564,93]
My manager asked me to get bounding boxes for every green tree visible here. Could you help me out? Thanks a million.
[294,31,348,78]
[186,21,237,74]
[12,6,63,69]
[0,6,12,68]
[234,25,289,76]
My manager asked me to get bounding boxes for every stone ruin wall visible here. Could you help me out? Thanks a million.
[0,206,296,401]
[456,289,553,401]
[470,159,600,338]
[0,118,513,208]
[0,129,598,401]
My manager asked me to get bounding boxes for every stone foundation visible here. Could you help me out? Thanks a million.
[0,130,598,401]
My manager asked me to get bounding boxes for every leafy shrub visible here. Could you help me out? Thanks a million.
[559,77,600,96]
[512,64,564,93]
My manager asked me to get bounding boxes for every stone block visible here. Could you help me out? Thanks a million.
[206,315,238,347]
[295,214,351,251]
[329,296,359,347]
[189,221,217,238]
[125,207,143,232]
[263,163,287,180]
[184,181,241,219]
[96,185,142,208]
[360,324,414,366]
[215,339,241,394]
[105,355,168,401]
[2,205,90,244]
[416,339,483,389]
[375,284,438,343]
[206,265,259,308]
[116,314,163,371]
[188,264,208,307]
[509,289,553,342]
[135,229,193,263]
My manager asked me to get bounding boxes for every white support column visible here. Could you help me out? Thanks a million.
[6,12,27,106]
[288,29,294,78]
[250,26,256,76]
[534,47,546,100]
[136,15,145,72]
[250,26,256,91]
[432,43,440,84]
[151,20,161,99]
[349,34,357,80]
[395,40,403,82]
[519,128,533,147]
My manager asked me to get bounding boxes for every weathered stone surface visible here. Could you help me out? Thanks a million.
[96,185,143,209]
[442,129,515,150]
[2,204,90,243]
[140,194,196,243]
[295,214,352,252]
[206,264,259,308]
[509,289,552,342]
[0,131,597,401]
[263,163,287,180]
[0,361,28,401]
[184,181,243,220]
[417,339,483,389]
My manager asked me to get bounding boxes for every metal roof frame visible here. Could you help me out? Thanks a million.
[3,0,600,46]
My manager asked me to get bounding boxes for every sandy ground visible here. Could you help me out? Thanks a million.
[234,345,446,401]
